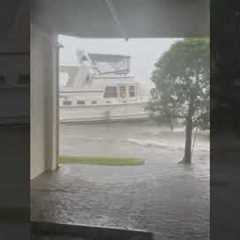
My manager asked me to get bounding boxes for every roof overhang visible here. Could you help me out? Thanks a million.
[31,0,209,38]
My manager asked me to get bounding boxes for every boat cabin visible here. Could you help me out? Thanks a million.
[60,81,139,107]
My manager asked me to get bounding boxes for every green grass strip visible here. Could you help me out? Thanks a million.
[59,155,144,166]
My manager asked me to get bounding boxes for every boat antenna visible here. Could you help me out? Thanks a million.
[104,0,128,41]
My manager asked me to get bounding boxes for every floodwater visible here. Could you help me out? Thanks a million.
[32,121,209,240]
[60,121,209,162]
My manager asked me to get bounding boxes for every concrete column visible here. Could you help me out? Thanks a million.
[31,24,58,178]
[45,33,59,171]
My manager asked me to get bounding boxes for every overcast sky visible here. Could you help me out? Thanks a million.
[59,35,181,88]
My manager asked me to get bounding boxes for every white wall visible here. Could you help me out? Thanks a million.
[31,25,58,179]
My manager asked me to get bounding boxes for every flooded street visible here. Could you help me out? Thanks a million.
[32,122,209,239]
[60,122,209,160]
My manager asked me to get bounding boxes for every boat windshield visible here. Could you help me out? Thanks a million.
[103,86,118,98]
[119,86,127,98]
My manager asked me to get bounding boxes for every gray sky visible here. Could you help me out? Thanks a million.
[59,35,180,88]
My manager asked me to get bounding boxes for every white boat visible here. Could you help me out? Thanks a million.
[59,51,149,123]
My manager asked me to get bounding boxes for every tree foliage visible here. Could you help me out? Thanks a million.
[148,38,210,130]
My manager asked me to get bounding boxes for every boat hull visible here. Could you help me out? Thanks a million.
[59,102,149,123]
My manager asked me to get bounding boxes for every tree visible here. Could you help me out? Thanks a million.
[147,38,210,164]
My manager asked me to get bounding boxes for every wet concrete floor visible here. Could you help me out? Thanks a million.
[32,155,209,239]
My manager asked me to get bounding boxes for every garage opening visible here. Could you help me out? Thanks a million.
[30,0,209,238]
[32,34,209,239]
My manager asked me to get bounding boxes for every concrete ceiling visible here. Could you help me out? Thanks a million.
[32,0,209,38]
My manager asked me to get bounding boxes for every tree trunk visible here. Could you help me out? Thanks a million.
[169,118,174,131]
[182,115,193,163]
[182,97,194,164]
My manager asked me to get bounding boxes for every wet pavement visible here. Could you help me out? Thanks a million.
[31,123,209,240]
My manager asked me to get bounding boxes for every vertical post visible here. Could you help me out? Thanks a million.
[56,42,63,168]
[45,33,59,171]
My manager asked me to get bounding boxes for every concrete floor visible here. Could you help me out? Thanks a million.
[31,148,209,240]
